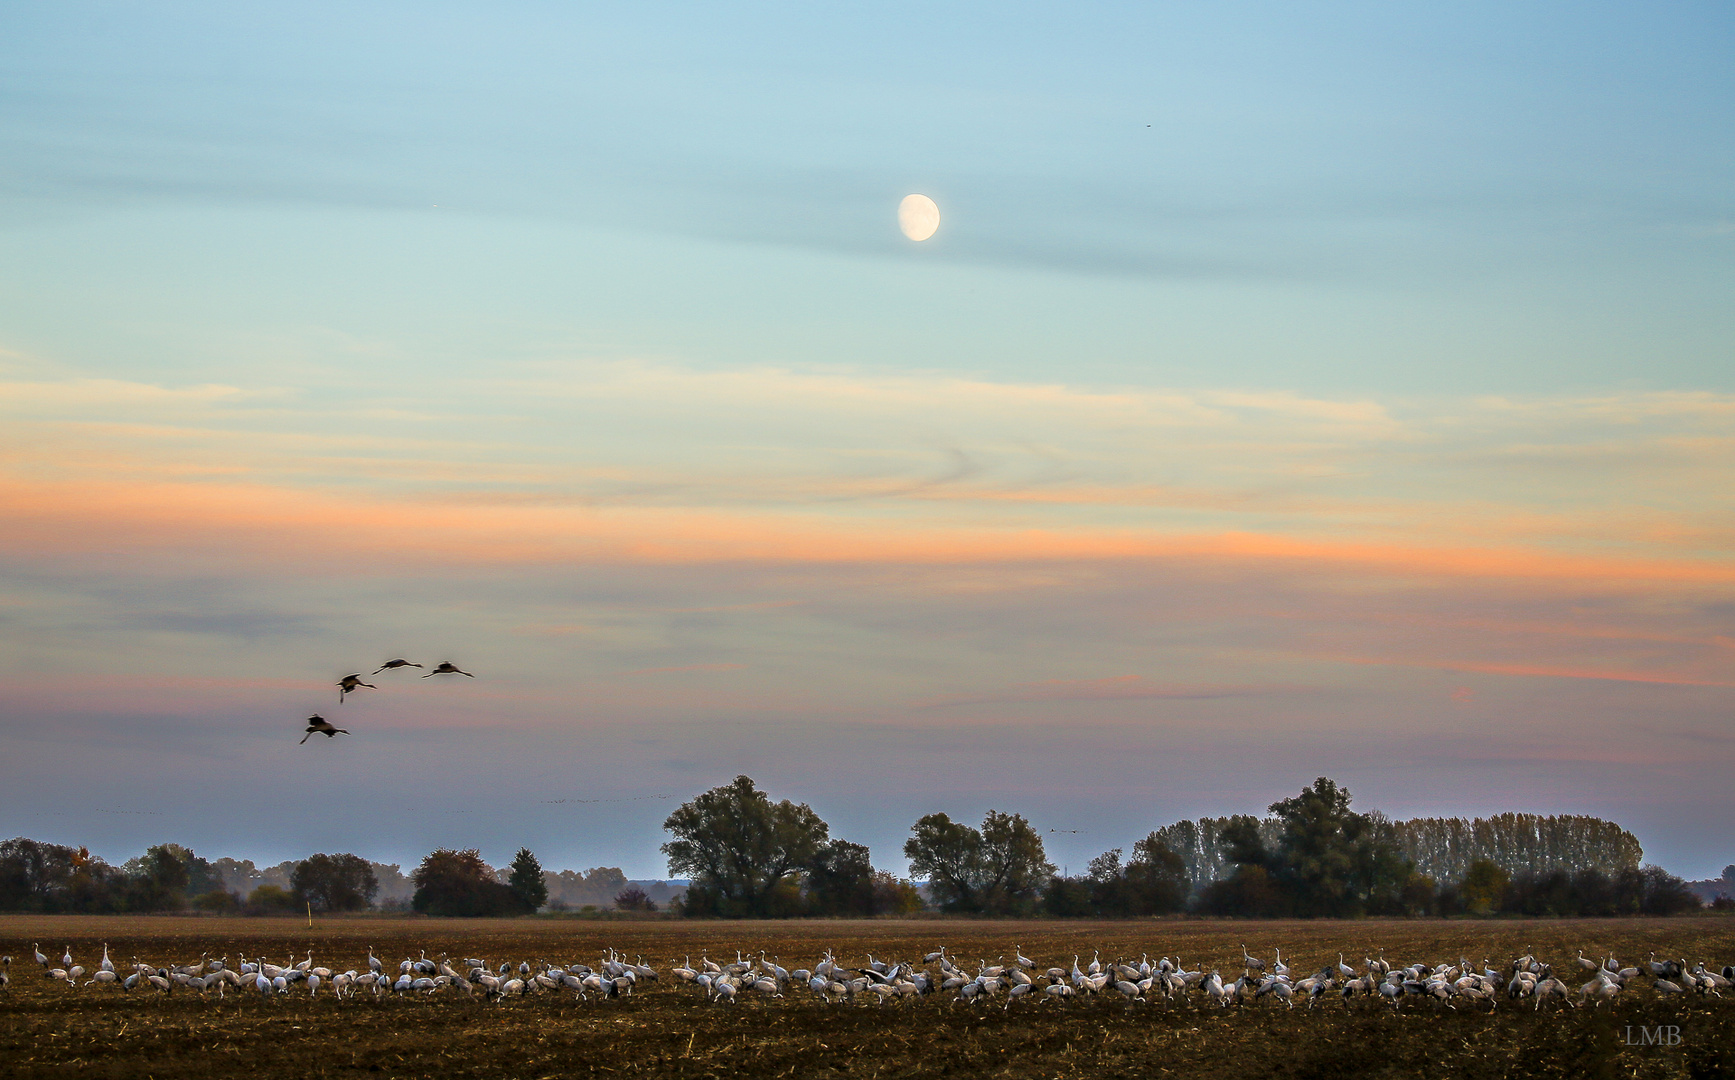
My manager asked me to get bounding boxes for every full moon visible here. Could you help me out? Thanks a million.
[898,193,940,241]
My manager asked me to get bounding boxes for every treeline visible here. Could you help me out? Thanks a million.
[1686,867,1735,908]
[1149,812,1643,896]
[0,839,387,915]
[1063,782,1696,919]
[1392,814,1642,881]
[2,775,1712,920]
[542,869,685,912]
[0,838,662,917]
[662,776,1706,919]
[201,856,413,906]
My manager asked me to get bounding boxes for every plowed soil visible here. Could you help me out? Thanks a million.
[3,915,1733,1079]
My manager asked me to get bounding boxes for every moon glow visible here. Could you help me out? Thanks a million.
[898,194,940,241]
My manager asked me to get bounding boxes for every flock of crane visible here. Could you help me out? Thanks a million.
[301,657,474,744]
[7,941,1733,1012]
[5,942,648,1001]
[670,944,1735,1010]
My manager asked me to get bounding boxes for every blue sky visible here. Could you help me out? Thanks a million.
[1,2,1732,879]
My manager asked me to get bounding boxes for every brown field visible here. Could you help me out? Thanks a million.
[2,915,1733,1079]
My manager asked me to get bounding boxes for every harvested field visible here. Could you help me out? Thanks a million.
[3,915,1733,1079]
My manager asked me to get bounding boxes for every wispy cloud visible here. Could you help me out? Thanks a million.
[625,663,747,675]
[1332,655,1735,689]
[3,364,1733,579]
[3,363,1732,752]
[914,675,1285,709]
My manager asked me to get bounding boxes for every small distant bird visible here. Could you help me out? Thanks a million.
[373,658,423,675]
[300,715,350,744]
[422,662,474,678]
[337,673,377,701]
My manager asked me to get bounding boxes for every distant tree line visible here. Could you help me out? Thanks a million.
[0,775,1710,919]
[1390,813,1642,881]
[0,839,638,917]
[1060,780,1696,919]
[661,775,1705,920]
[1686,866,1735,908]
[1150,810,1643,899]
[206,857,415,906]
[1451,860,1704,918]
[528,868,685,912]
[0,839,383,915]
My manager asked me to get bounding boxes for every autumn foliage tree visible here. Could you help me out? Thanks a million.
[1461,858,1510,915]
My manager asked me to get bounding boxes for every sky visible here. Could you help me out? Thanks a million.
[1,2,1732,880]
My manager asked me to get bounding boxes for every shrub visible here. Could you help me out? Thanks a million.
[247,885,300,913]
[614,886,658,912]
[193,888,240,912]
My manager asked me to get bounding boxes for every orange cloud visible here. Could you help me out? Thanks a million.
[3,473,1734,594]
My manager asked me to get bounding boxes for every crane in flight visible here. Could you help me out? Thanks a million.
[422,662,474,678]
[337,673,377,701]
[372,659,423,675]
[300,715,350,744]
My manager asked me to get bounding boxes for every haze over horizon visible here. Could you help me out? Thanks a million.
[2,3,1731,881]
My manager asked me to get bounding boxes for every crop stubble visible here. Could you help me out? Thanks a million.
[2,915,1733,1079]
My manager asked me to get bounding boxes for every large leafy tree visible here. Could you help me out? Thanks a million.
[905,810,1053,914]
[411,849,523,917]
[1220,814,1273,870]
[291,853,379,912]
[0,837,74,912]
[507,848,548,912]
[1198,783,1414,917]
[979,811,1053,911]
[0,838,128,913]
[1123,833,1189,914]
[1264,777,1412,917]
[904,812,983,911]
[126,844,217,910]
[661,775,830,916]
[1269,778,1364,915]
[805,839,875,915]
[1195,813,1286,916]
